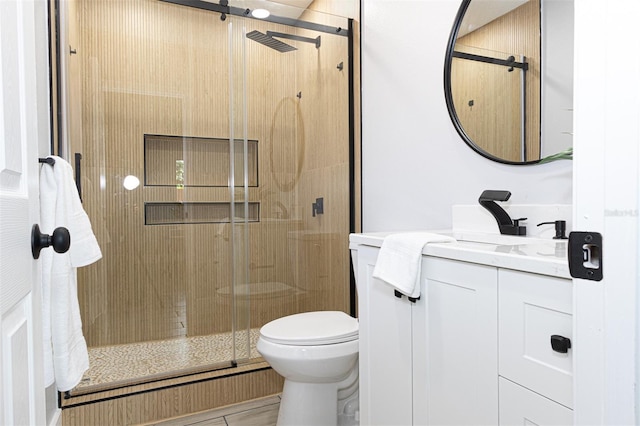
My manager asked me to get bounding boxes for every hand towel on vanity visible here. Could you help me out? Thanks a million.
[40,156,102,392]
[372,232,455,298]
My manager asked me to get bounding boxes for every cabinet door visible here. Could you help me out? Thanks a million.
[499,269,573,408]
[499,377,573,425]
[357,245,413,426]
[414,257,498,425]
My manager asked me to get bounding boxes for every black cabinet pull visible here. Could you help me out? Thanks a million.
[550,335,572,353]
[392,290,420,303]
[31,224,71,259]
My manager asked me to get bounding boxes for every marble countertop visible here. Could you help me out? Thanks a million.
[349,230,571,279]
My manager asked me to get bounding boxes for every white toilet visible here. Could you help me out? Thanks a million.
[256,310,359,426]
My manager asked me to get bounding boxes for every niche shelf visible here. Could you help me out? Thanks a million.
[144,134,258,187]
[145,202,260,225]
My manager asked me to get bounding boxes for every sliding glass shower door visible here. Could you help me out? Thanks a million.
[61,1,254,391]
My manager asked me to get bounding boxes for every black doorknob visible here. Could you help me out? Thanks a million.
[31,224,71,259]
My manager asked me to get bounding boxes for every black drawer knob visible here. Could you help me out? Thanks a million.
[550,335,572,353]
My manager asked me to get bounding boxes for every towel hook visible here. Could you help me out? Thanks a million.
[39,157,55,166]
[31,224,71,259]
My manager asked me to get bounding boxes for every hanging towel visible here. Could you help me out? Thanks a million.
[372,232,455,298]
[40,155,102,392]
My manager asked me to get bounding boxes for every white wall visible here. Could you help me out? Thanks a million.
[361,0,573,233]
[541,0,573,157]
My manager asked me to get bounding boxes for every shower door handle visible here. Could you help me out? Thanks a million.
[75,152,82,202]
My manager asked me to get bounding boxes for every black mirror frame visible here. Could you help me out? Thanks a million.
[443,0,541,166]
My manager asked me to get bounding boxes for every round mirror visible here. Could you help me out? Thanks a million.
[444,0,573,165]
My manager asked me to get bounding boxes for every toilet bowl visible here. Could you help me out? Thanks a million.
[257,311,359,426]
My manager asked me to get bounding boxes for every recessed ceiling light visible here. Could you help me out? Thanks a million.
[251,8,270,19]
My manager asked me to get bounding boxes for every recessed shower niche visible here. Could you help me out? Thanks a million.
[145,202,260,225]
[144,134,258,187]
[144,135,260,224]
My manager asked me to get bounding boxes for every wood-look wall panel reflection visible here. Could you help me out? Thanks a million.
[452,48,523,161]
[454,0,540,161]
[72,0,352,357]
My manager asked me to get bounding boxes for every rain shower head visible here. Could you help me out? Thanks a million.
[246,30,321,53]
[247,30,297,52]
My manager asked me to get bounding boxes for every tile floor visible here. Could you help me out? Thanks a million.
[76,329,261,391]
[150,395,280,426]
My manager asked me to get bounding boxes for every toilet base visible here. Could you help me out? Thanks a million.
[278,381,338,426]
[277,363,359,426]
[337,389,359,426]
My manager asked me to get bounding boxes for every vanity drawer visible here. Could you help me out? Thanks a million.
[498,269,573,408]
[499,377,573,425]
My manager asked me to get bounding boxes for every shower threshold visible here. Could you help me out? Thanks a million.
[73,328,261,394]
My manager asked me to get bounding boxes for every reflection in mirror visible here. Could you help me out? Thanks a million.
[444,0,573,165]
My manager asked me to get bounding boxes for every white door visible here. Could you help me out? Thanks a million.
[0,0,49,424]
[573,1,640,424]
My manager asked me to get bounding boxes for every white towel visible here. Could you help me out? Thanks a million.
[40,156,102,392]
[372,232,455,298]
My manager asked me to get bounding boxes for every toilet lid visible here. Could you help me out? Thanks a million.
[259,311,359,346]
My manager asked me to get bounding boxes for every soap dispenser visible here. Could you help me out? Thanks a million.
[536,220,568,239]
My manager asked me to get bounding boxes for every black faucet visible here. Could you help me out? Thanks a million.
[478,190,527,236]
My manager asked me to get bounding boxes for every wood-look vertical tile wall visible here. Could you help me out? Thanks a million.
[69,0,351,353]
[453,0,541,162]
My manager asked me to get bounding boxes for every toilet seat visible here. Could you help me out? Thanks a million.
[259,311,358,346]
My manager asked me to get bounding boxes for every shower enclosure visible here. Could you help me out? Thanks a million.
[59,0,354,393]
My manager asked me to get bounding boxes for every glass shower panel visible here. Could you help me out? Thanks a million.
[240,7,352,333]
[228,17,253,364]
[69,0,245,392]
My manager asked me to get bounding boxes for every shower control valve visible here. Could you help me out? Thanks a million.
[312,197,324,217]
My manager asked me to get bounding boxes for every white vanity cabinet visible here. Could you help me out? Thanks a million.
[352,235,573,426]
[499,377,573,425]
[356,245,413,425]
[356,245,499,425]
[416,256,498,425]
[498,269,573,424]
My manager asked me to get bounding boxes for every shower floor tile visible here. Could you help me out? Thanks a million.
[75,328,261,392]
